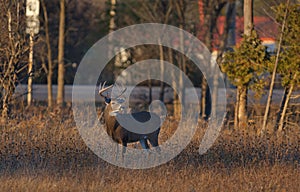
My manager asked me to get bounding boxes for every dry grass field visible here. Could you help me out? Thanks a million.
[0,105,299,192]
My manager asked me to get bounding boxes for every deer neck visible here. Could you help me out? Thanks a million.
[104,103,118,134]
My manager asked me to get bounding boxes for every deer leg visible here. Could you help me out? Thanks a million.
[121,142,127,159]
[149,137,161,153]
[139,139,150,150]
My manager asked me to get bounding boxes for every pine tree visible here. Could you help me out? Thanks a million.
[221,30,270,129]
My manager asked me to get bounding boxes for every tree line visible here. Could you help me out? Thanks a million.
[0,0,299,135]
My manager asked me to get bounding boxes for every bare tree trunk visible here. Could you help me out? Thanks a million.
[243,0,253,36]
[169,46,180,118]
[47,70,53,107]
[201,7,211,118]
[199,0,228,120]
[57,0,65,106]
[2,7,17,118]
[234,88,239,130]
[200,0,212,120]
[42,0,53,108]
[171,54,180,118]
[261,0,289,135]
[277,74,297,133]
[109,0,116,34]
[27,32,34,107]
[148,79,152,105]
[172,70,180,118]
[178,23,185,113]
[201,80,209,119]
[2,94,9,118]
[212,2,236,119]
[2,8,13,118]
[158,40,165,102]
[211,63,219,118]
[173,0,186,118]
[237,85,248,129]
[108,0,117,79]
[274,88,288,131]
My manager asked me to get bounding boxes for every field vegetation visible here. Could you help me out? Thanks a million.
[0,104,299,191]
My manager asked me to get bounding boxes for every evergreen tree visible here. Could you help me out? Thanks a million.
[221,30,270,129]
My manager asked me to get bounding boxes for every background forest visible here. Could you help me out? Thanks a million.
[0,0,299,191]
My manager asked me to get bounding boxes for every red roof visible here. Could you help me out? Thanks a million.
[236,16,278,43]
[197,16,279,50]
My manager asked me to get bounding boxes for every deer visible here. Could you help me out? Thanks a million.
[98,82,161,158]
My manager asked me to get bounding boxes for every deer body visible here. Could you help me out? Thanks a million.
[103,103,160,148]
[99,83,161,156]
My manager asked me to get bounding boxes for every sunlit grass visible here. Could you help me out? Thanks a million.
[0,105,299,191]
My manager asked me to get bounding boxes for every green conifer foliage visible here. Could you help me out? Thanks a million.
[221,30,270,95]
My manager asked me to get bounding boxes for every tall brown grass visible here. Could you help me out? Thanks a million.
[0,105,299,192]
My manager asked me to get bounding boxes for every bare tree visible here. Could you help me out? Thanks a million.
[57,0,65,106]
[274,3,300,133]
[39,0,54,108]
[198,0,229,119]
[27,32,34,107]
[173,0,187,118]
[212,1,236,119]
[277,74,297,132]
[122,0,176,112]
[108,0,117,79]
[0,0,28,118]
[260,0,290,135]
[109,0,117,34]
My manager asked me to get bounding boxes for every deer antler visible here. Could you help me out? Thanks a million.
[98,81,113,97]
[99,81,127,101]
[111,85,127,100]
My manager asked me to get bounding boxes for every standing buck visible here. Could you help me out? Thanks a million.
[98,82,161,157]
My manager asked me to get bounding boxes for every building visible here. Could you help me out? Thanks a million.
[197,1,278,53]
